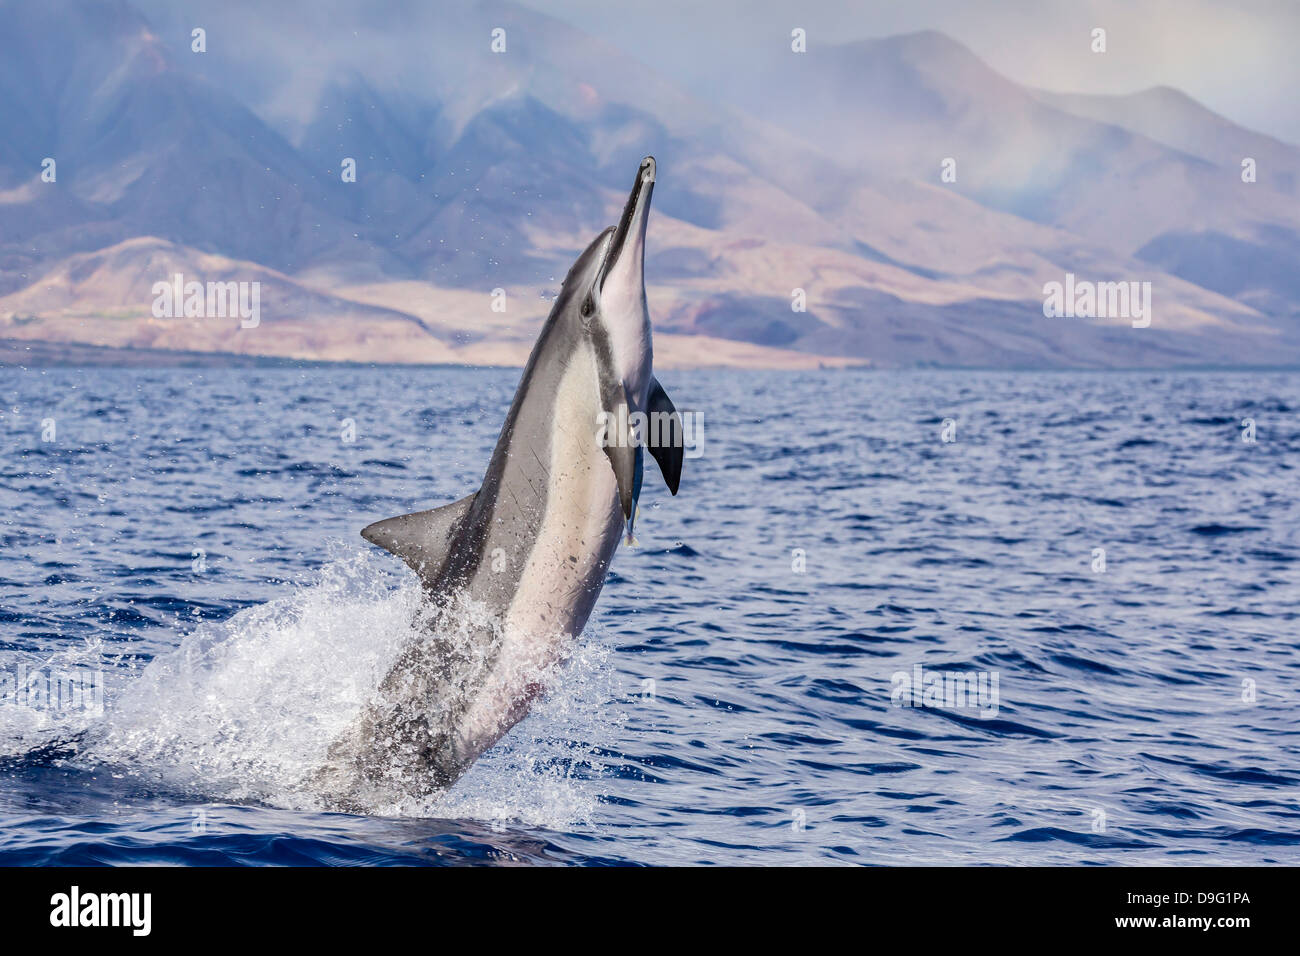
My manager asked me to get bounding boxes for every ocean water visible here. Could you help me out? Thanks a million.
[0,365,1297,865]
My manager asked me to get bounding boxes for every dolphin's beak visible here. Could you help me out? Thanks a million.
[599,156,655,294]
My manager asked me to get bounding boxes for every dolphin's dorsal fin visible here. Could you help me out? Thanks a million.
[360,493,476,582]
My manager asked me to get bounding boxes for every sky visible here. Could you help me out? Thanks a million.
[518,0,1300,145]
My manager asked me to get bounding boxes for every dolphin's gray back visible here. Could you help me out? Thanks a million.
[436,231,621,628]
[443,317,595,612]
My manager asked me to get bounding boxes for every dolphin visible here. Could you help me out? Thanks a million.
[314,156,683,810]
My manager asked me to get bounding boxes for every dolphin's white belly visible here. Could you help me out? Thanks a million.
[455,342,624,754]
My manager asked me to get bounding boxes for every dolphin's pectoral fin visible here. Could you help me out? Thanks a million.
[600,381,642,522]
[603,431,639,522]
[624,444,644,545]
[361,492,476,582]
[645,377,684,495]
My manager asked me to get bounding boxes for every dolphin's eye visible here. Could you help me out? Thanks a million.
[582,293,595,317]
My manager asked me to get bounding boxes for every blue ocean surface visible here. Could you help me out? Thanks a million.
[0,366,1297,865]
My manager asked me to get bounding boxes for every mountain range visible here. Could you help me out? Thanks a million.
[0,0,1297,368]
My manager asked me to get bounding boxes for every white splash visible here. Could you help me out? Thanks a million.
[66,551,621,826]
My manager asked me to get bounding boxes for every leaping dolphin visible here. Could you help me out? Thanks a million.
[315,156,683,810]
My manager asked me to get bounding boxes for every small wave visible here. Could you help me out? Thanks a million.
[1188,524,1263,536]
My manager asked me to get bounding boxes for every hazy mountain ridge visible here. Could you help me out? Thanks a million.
[0,0,1296,368]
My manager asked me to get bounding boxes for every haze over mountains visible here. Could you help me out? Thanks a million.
[0,0,1296,368]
